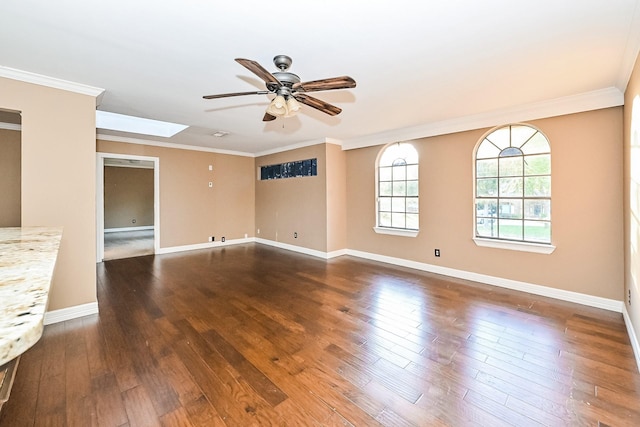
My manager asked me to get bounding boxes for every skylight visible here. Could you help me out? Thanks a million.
[96,111,188,138]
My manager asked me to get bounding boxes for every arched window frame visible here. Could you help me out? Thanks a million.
[374,142,419,237]
[473,124,556,254]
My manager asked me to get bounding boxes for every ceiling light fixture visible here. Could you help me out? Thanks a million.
[265,85,302,119]
[203,55,356,122]
[212,131,229,137]
[285,97,300,117]
[266,94,288,117]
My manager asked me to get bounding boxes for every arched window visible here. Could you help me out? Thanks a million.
[475,124,551,246]
[376,143,419,235]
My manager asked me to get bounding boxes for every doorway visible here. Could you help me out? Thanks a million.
[0,109,21,227]
[96,153,160,262]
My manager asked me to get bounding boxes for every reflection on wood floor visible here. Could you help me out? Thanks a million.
[103,229,154,260]
[1,244,639,426]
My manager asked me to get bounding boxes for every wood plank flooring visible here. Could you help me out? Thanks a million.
[1,243,639,426]
[103,230,154,261]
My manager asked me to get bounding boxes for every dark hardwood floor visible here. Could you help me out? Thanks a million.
[1,243,639,426]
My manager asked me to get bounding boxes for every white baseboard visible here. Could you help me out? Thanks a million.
[44,302,99,325]
[255,238,345,259]
[104,226,154,233]
[247,242,623,313]
[623,304,640,373]
[155,237,255,255]
[344,249,623,313]
[156,238,624,316]
[327,248,349,259]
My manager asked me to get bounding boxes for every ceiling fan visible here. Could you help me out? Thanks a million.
[203,55,356,121]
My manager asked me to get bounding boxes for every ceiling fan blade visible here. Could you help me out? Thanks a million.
[294,94,342,116]
[293,76,356,92]
[235,58,281,86]
[263,112,277,122]
[203,90,269,99]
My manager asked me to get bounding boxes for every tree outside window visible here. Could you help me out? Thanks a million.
[475,124,551,244]
[377,143,419,231]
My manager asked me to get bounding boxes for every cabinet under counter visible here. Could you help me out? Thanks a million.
[0,357,19,412]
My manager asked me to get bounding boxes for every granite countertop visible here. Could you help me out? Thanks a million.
[0,227,63,366]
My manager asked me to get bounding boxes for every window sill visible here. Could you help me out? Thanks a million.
[373,227,419,238]
[473,237,556,254]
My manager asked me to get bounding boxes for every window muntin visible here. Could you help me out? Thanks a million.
[475,124,551,244]
[377,143,419,231]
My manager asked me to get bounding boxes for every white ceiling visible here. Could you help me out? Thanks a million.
[1,1,640,155]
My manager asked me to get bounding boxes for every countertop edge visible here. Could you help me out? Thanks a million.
[0,227,63,366]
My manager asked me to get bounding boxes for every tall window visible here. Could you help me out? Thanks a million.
[475,124,551,244]
[377,143,419,232]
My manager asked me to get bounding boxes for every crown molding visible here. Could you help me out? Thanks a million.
[324,137,343,147]
[254,137,342,157]
[0,66,104,102]
[98,134,345,158]
[341,87,625,150]
[96,133,254,157]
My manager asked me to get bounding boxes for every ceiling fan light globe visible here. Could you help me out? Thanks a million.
[273,95,286,108]
[287,96,300,115]
[266,95,287,116]
[285,97,301,117]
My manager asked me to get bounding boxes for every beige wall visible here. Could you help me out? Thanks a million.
[326,143,347,253]
[346,108,624,300]
[255,143,328,252]
[104,166,154,229]
[625,52,640,345]
[0,128,21,227]
[0,77,98,311]
[97,140,255,248]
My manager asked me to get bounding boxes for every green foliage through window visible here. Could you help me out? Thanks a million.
[378,143,419,231]
[475,125,551,244]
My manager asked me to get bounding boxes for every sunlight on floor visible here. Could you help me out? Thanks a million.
[104,229,154,260]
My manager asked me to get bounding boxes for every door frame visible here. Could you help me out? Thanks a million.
[96,152,160,262]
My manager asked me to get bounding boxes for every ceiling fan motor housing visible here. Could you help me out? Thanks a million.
[267,54,300,94]
[273,54,293,71]
[273,72,300,85]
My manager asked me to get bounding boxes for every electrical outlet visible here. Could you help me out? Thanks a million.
[222,237,225,242]
[435,249,441,257]
[209,236,214,242]
[208,182,213,188]
[294,232,298,238]
[629,289,632,305]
